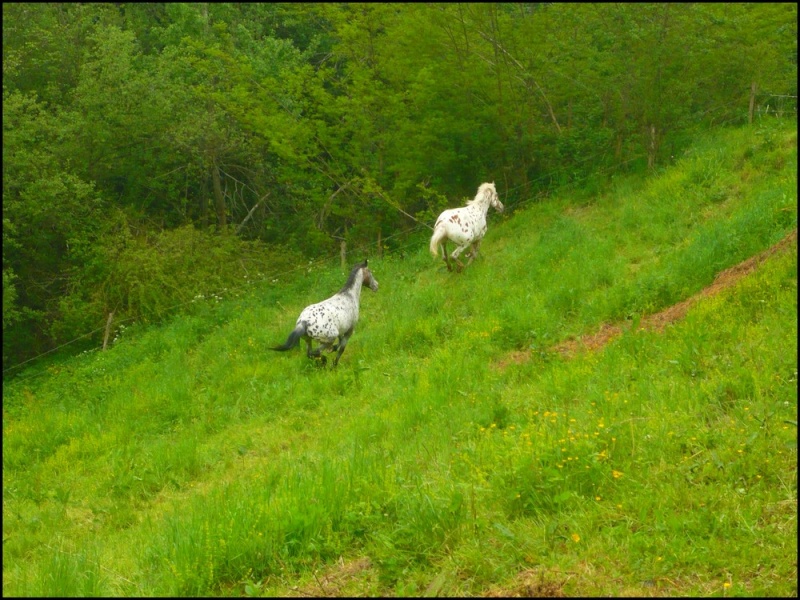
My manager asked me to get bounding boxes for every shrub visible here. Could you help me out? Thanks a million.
[53,221,303,344]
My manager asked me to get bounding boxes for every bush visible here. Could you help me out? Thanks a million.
[52,222,303,345]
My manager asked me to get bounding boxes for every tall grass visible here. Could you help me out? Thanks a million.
[3,120,797,596]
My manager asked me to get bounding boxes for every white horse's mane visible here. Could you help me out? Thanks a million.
[466,182,496,207]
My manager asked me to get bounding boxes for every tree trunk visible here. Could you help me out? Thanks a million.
[567,98,573,130]
[647,124,657,171]
[199,180,209,228]
[212,162,226,229]
[749,81,757,125]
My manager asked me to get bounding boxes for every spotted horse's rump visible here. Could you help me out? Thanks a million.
[270,260,379,367]
[429,182,504,272]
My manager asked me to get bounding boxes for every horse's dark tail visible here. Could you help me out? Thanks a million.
[271,321,307,352]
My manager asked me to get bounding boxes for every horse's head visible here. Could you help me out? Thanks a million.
[361,260,379,292]
[485,182,504,213]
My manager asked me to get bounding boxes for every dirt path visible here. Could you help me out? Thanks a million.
[497,229,797,368]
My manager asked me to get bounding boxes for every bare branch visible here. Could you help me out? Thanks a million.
[473,27,562,134]
[235,192,271,235]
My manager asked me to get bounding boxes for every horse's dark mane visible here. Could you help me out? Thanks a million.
[338,260,368,294]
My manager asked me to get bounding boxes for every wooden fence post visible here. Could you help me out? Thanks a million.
[102,311,115,351]
[340,240,347,270]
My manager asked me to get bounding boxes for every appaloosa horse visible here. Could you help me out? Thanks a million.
[429,182,504,272]
[271,260,379,367]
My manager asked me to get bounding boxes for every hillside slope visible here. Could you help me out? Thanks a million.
[3,120,797,597]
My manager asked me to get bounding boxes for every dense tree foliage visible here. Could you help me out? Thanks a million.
[3,2,796,369]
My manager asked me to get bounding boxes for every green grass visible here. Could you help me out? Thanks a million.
[3,119,797,597]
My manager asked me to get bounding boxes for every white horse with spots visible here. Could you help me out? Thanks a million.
[271,260,379,367]
[429,182,504,272]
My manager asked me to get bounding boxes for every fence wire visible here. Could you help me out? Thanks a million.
[3,107,793,379]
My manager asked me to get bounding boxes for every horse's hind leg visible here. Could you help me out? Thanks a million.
[441,240,453,272]
[305,339,327,366]
[450,244,469,272]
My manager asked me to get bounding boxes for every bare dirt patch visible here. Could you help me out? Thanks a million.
[286,556,374,597]
[483,568,567,597]
[495,229,797,369]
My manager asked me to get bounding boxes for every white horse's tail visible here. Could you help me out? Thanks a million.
[429,224,446,258]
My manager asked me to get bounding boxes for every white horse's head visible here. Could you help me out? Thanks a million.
[479,181,504,213]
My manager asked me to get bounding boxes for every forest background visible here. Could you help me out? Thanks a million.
[3,2,797,371]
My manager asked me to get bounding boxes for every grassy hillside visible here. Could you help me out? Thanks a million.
[3,120,797,597]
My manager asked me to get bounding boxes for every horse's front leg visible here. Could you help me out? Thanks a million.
[467,239,482,265]
[332,328,354,368]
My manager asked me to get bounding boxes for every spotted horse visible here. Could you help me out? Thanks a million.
[270,260,379,367]
[429,182,504,272]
